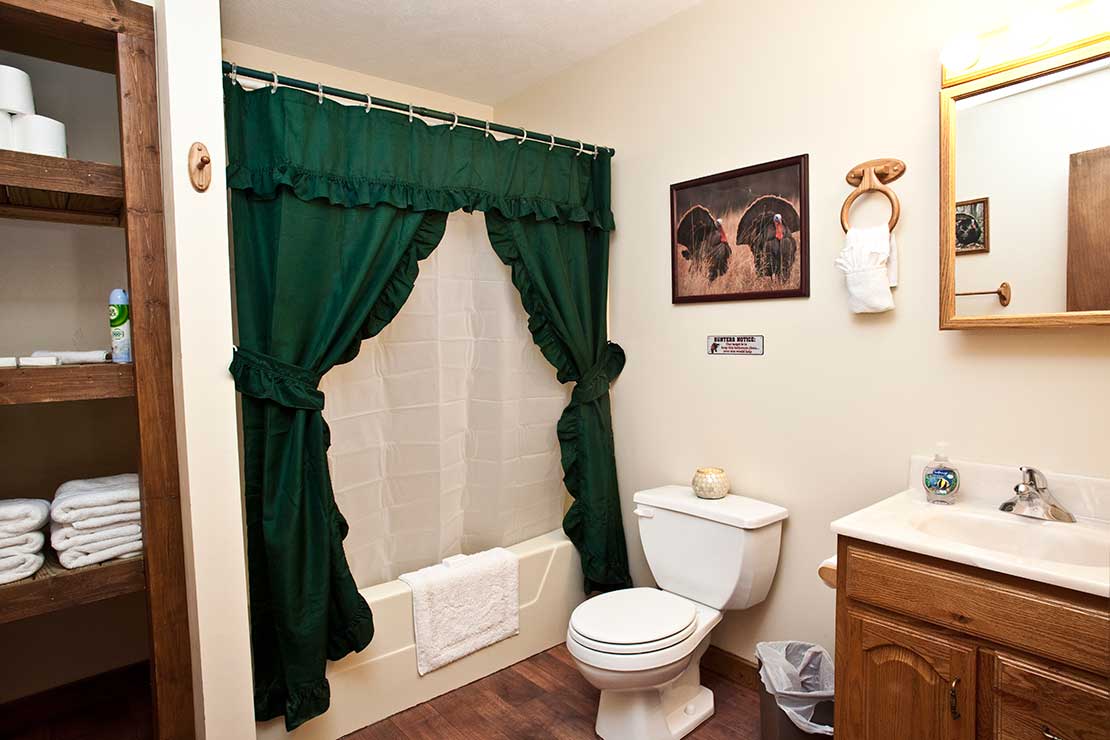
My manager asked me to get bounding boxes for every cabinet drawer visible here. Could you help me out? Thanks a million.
[991,653,1109,740]
[843,544,1110,676]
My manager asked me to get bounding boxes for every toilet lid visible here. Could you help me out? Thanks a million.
[569,588,697,650]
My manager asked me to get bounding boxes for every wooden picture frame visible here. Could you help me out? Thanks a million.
[670,154,809,304]
[955,197,990,254]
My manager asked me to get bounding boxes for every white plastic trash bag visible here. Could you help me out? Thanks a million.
[756,641,835,736]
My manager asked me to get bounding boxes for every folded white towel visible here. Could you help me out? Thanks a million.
[70,510,141,530]
[18,356,59,367]
[57,533,143,569]
[51,474,140,524]
[31,349,110,365]
[50,522,141,551]
[0,531,45,555]
[0,357,16,368]
[399,548,519,676]
[0,552,44,585]
[0,498,50,535]
[835,226,898,314]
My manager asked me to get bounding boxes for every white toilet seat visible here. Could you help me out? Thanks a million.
[569,588,698,655]
[567,597,721,673]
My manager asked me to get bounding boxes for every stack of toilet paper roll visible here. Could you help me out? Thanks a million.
[0,65,67,158]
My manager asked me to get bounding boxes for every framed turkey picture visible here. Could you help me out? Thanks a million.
[671,154,809,303]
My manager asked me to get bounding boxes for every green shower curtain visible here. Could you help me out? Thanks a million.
[225,77,629,731]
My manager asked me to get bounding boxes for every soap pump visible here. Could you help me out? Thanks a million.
[922,443,960,505]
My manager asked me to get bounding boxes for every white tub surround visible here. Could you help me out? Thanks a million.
[256,529,584,739]
[832,457,1110,597]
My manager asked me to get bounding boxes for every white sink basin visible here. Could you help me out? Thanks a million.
[832,489,1110,597]
[908,508,1109,568]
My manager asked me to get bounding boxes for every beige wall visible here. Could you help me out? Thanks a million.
[495,0,1110,661]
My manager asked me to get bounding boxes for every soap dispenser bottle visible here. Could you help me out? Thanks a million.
[923,443,960,505]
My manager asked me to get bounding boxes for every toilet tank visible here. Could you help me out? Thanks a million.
[634,485,787,610]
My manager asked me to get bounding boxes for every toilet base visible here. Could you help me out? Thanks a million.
[593,637,715,740]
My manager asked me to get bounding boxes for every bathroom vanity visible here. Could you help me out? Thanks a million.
[834,537,1108,740]
[831,459,1110,740]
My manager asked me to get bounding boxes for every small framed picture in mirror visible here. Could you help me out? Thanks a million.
[955,197,989,255]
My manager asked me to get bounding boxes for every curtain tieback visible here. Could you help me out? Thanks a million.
[229,347,325,411]
[570,342,626,405]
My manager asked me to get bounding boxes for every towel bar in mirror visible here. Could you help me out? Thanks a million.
[939,34,1110,329]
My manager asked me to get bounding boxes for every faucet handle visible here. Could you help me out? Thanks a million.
[1020,466,1048,491]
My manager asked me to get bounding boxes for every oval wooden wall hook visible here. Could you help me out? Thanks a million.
[188,141,212,192]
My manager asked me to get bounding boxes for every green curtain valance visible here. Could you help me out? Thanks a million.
[224,79,615,230]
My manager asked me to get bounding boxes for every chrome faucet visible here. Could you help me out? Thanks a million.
[999,467,1076,523]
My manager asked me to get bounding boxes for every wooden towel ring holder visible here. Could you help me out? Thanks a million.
[840,158,906,232]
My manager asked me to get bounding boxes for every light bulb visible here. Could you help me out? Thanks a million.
[941,33,981,72]
[1009,10,1055,54]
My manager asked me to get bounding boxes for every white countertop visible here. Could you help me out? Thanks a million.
[831,457,1110,598]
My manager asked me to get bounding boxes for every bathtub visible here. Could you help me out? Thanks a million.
[256,528,586,739]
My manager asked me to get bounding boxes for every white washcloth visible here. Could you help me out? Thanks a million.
[835,226,899,314]
[51,474,140,524]
[18,356,59,367]
[71,510,141,530]
[0,552,44,585]
[0,357,16,368]
[0,531,45,555]
[31,349,110,365]
[50,521,141,551]
[57,534,143,569]
[399,548,519,675]
[0,498,50,535]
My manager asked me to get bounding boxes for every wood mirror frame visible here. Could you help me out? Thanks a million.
[939,35,1110,330]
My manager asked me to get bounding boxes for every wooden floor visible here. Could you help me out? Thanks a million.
[344,644,760,740]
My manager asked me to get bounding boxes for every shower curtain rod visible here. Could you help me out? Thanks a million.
[222,61,615,156]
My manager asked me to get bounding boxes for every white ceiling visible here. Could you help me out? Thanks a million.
[220,0,703,104]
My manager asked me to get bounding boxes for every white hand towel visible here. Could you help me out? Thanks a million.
[50,522,141,551]
[835,226,898,314]
[0,498,50,535]
[31,350,110,365]
[51,474,140,524]
[399,548,519,676]
[0,531,45,554]
[71,510,141,530]
[57,534,143,569]
[0,552,44,585]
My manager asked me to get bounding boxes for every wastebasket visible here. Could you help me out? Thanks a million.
[756,641,835,738]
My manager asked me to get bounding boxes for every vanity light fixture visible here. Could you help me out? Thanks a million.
[1008,9,1056,55]
[940,33,982,72]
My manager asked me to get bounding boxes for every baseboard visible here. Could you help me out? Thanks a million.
[701,645,761,692]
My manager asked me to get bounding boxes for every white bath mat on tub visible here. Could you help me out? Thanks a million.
[399,547,519,675]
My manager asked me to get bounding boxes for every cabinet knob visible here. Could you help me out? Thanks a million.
[1040,727,1064,740]
[948,677,960,720]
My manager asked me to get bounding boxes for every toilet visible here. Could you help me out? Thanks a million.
[566,484,787,740]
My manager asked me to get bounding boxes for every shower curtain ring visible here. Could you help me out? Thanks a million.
[450,112,458,130]
[270,71,278,94]
[548,134,555,151]
[592,146,599,159]
[317,82,324,104]
[484,121,491,138]
[408,104,414,123]
[229,63,238,86]
[518,131,528,145]
[365,94,372,113]
[576,141,585,157]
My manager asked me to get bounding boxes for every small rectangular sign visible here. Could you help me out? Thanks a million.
[707,335,764,355]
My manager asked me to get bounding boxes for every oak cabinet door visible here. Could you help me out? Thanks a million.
[839,609,977,740]
[989,652,1109,740]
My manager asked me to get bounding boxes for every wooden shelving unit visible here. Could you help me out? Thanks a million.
[0,556,145,626]
[0,363,135,405]
[0,1,195,737]
[0,149,123,226]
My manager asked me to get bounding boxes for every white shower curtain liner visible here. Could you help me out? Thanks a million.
[322,212,571,588]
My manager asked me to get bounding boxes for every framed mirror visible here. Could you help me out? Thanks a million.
[940,36,1110,329]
